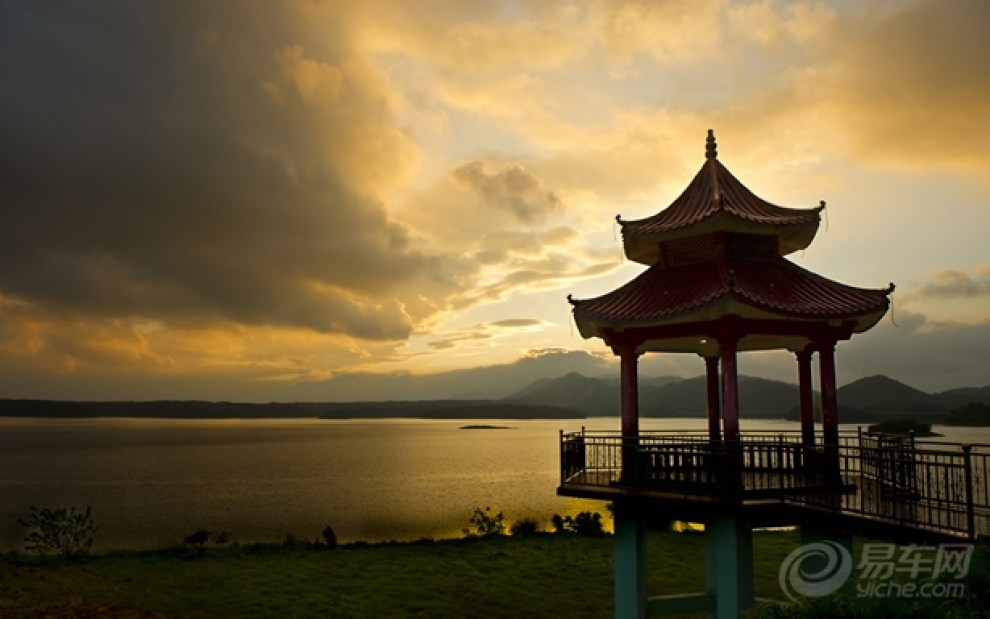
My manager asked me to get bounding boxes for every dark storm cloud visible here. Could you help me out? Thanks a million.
[0,2,435,339]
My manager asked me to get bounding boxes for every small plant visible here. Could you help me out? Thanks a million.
[321,525,338,549]
[17,505,99,559]
[212,531,232,545]
[551,513,566,534]
[510,517,541,536]
[464,506,506,537]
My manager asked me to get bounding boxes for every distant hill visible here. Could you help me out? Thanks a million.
[320,400,580,419]
[503,372,613,410]
[4,373,988,421]
[0,400,326,419]
[507,372,806,419]
[503,372,681,415]
[836,375,942,415]
[0,399,582,420]
[944,402,990,426]
[934,385,990,410]
[643,376,804,419]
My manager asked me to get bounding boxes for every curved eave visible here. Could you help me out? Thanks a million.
[569,259,892,353]
[622,212,819,265]
[619,158,823,264]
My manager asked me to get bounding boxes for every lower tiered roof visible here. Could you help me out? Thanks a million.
[570,256,893,352]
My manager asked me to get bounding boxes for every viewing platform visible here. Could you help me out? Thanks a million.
[559,428,990,541]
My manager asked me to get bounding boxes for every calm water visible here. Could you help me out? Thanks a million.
[2,417,989,551]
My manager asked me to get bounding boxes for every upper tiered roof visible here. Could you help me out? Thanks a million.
[619,130,824,264]
[569,129,894,353]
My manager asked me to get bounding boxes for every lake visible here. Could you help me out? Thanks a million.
[3,417,989,551]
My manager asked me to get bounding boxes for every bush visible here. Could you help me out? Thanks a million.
[464,506,506,537]
[17,505,99,559]
[183,530,210,547]
[510,517,541,536]
[550,511,605,536]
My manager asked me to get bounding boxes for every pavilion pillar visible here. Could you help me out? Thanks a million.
[817,340,839,449]
[796,348,815,447]
[719,338,740,444]
[704,356,721,444]
[613,502,648,619]
[618,343,640,481]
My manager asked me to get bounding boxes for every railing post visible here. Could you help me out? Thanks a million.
[963,444,975,539]
[559,429,565,486]
[778,434,785,495]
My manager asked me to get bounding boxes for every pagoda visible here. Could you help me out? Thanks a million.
[562,130,895,618]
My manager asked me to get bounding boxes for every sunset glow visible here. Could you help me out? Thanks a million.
[1,0,988,400]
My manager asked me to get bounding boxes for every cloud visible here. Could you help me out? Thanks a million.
[809,0,990,179]
[0,2,439,341]
[488,318,545,329]
[453,161,563,223]
[593,0,726,67]
[917,267,990,299]
[422,318,548,354]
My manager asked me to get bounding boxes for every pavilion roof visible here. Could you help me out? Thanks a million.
[570,257,894,351]
[619,130,823,264]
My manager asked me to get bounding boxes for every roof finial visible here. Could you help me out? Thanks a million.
[706,129,717,160]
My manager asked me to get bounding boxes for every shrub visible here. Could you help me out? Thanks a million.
[510,517,541,536]
[183,530,210,547]
[550,511,605,536]
[212,531,232,545]
[17,505,99,559]
[321,525,338,549]
[464,506,506,537]
[568,512,605,536]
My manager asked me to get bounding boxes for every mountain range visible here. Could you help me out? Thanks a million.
[1,373,987,421]
[502,372,990,421]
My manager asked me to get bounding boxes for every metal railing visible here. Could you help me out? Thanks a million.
[559,429,990,539]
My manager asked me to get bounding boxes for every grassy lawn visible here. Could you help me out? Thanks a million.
[0,530,800,619]
[2,531,986,618]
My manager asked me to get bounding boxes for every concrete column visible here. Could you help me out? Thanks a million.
[705,356,721,444]
[796,348,815,447]
[614,503,647,619]
[705,517,755,619]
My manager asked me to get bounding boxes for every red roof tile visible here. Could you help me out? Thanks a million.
[621,158,822,234]
[618,131,822,261]
[571,257,892,328]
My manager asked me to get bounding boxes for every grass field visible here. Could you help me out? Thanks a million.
[1,531,986,618]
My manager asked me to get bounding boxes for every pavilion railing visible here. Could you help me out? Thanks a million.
[559,429,990,539]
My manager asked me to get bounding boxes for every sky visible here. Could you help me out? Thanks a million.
[0,0,988,401]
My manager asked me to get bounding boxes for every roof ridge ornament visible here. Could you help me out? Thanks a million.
[707,129,722,205]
